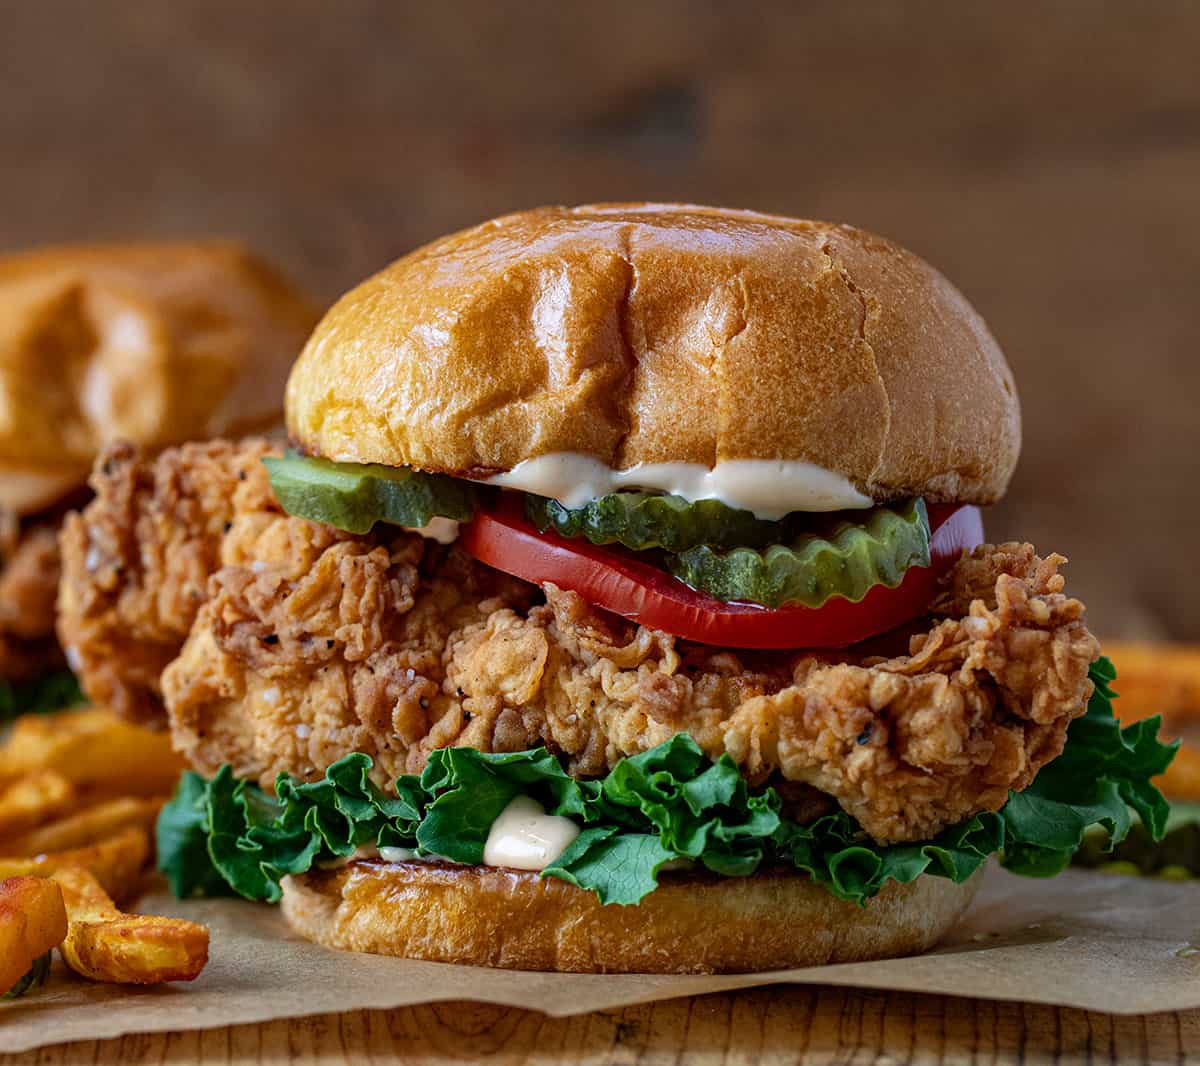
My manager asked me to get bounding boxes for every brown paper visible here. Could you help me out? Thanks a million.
[2,864,1197,1054]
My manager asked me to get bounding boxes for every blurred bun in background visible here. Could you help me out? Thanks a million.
[0,242,319,513]
[0,241,319,685]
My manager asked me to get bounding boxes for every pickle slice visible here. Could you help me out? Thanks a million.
[525,492,782,552]
[263,455,476,535]
[667,499,930,608]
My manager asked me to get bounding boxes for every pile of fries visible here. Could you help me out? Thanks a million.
[0,708,208,998]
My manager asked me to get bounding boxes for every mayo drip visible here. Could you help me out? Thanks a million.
[486,453,871,520]
[411,516,460,544]
[482,796,581,871]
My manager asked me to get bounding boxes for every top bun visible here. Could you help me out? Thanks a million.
[0,241,319,514]
[287,204,1020,505]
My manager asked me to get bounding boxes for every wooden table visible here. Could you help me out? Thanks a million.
[5,990,1196,1065]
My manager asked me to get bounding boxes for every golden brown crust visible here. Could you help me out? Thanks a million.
[281,860,981,973]
[55,439,279,722]
[0,520,65,681]
[58,439,1098,843]
[286,203,1019,504]
[0,240,319,513]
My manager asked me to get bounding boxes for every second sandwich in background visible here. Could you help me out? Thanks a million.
[0,241,319,708]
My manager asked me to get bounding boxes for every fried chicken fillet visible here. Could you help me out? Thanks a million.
[0,512,64,681]
[59,439,1100,845]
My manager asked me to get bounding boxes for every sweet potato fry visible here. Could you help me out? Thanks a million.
[0,708,185,795]
[0,876,67,996]
[0,771,75,837]
[0,828,150,901]
[0,797,163,857]
[51,866,208,984]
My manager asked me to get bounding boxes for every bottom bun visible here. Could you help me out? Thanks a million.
[280,860,982,974]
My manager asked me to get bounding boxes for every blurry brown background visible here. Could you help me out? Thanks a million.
[2,2,1197,638]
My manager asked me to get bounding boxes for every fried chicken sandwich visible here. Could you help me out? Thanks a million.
[58,205,1176,973]
[0,240,318,711]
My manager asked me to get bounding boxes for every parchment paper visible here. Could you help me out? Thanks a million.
[2,864,1197,1054]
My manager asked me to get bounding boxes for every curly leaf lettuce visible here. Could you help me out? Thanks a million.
[1000,657,1176,877]
[158,658,1177,907]
[1072,801,1199,878]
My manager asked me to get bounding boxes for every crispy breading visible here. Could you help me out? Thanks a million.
[0,520,63,681]
[61,441,1100,844]
[163,512,533,784]
[56,439,277,723]
[437,551,1098,842]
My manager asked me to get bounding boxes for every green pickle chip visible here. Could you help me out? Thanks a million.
[266,455,933,613]
[525,491,781,552]
[668,498,932,608]
[263,454,476,535]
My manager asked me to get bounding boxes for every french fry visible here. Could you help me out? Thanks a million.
[0,708,186,796]
[0,771,76,837]
[51,866,208,984]
[0,797,164,857]
[1103,642,1200,717]
[0,828,150,901]
[0,876,67,995]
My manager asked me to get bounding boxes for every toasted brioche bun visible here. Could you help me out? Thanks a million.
[0,241,319,514]
[281,860,981,974]
[287,203,1019,505]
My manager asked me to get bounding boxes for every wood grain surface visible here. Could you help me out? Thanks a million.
[3,990,1196,1065]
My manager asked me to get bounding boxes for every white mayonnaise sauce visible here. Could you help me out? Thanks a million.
[411,516,460,544]
[482,795,581,871]
[485,453,871,520]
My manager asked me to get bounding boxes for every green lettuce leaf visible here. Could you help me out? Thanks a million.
[999,656,1178,877]
[0,671,84,722]
[1072,801,1199,878]
[417,746,582,863]
[157,658,1177,907]
[155,770,238,899]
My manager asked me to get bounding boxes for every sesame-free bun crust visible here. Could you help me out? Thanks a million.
[281,860,981,974]
[287,204,1020,504]
[0,241,319,513]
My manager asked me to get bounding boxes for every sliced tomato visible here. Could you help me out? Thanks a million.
[459,501,984,649]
